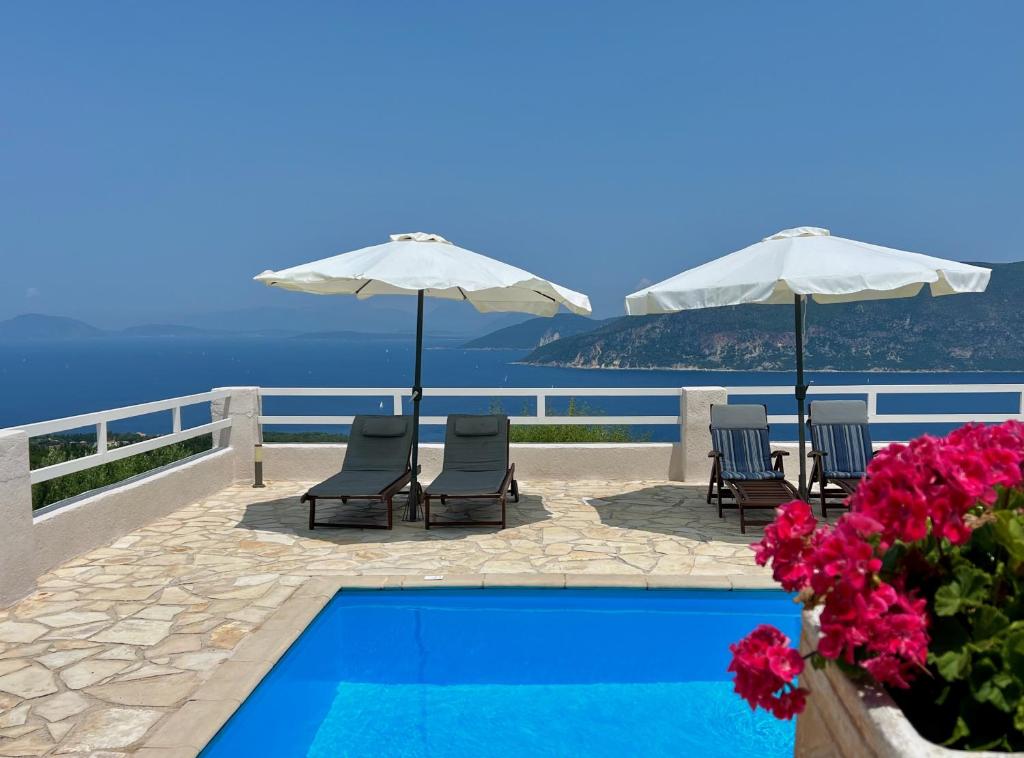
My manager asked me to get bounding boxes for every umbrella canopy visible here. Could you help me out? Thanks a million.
[255,232,591,316]
[256,232,592,522]
[625,227,991,314]
[625,226,991,498]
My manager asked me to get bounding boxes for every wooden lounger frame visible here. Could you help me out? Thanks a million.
[424,418,519,530]
[301,468,413,531]
[706,449,798,534]
[807,452,865,518]
[423,463,518,530]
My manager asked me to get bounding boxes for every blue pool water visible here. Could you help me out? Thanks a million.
[201,589,800,757]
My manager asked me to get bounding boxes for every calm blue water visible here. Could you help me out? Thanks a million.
[201,589,801,758]
[2,336,1021,441]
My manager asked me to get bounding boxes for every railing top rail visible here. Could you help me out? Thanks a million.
[727,384,1024,395]
[11,389,231,438]
[258,386,683,397]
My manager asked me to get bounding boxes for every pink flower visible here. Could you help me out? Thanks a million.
[728,624,808,719]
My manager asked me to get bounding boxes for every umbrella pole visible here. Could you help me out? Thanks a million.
[794,294,808,500]
[404,289,425,522]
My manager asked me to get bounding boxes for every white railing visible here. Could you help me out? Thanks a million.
[259,384,1024,439]
[726,384,1024,427]
[257,387,682,427]
[19,390,233,484]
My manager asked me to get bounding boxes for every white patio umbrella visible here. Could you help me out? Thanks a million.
[625,226,991,497]
[255,232,592,520]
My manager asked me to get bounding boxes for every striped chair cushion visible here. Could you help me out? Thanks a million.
[811,423,873,479]
[711,427,782,480]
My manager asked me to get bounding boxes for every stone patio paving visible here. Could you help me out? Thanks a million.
[0,478,773,757]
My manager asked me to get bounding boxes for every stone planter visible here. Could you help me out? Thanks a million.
[795,611,1020,757]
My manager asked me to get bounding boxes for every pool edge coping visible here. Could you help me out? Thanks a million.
[137,572,777,756]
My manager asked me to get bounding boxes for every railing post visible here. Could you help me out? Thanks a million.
[537,393,546,419]
[392,393,403,415]
[680,386,728,482]
[0,429,37,605]
[211,387,260,484]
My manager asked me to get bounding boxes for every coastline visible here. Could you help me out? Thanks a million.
[511,361,1024,374]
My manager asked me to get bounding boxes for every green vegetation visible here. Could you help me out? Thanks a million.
[30,433,213,510]
[262,431,349,443]
[491,398,648,443]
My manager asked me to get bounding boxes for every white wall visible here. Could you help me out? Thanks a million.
[263,442,685,484]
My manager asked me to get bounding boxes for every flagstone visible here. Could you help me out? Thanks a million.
[34,612,111,630]
[59,659,131,689]
[0,666,58,700]
[31,691,89,723]
[90,620,172,647]
[55,707,162,752]
[132,606,184,621]
[0,623,47,645]
[0,732,54,756]
[0,703,30,728]
[45,719,74,743]
[35,649,96,670]
[87,672,199,707]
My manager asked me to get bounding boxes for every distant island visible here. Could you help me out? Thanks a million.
[0,314,418,342]
[469,261,1024,372]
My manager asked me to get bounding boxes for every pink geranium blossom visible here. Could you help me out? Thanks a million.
[729,420,1024,719]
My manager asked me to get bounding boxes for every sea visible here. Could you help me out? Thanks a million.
[2,335,1022,443]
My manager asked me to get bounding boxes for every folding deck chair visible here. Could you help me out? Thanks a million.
[808,399,874,517]
[706,404,799,533]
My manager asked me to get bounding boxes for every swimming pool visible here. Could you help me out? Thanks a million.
[201,589,800,757]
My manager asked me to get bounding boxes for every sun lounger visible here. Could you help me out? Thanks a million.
[424,414,518,530]
[808,399,874,517]
[300,415,414,530]
[706,404,798,533]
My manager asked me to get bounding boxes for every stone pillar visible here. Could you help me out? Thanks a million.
[679,386,728,483]
[0,429,37,605]
[211,387,260,483]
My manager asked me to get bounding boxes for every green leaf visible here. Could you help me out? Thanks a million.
[933,648,972,681]
[973,606,1011,642]
[1015,699,1024,734]
[934,565,993,616]
[1004,630,1024,673]
[993,511,1024,562]
[942,716,971,746]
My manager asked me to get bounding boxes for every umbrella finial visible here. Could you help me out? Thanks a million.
[390,232,452,244]
[764,227,830,241]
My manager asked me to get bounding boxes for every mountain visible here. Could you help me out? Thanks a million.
[463,314,611,349]
[523,261,1024,371]
[0,314,104,341]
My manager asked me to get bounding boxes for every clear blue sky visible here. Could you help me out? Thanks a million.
[1,1,1021,326]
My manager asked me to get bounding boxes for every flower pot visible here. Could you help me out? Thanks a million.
[795,611,1020,757]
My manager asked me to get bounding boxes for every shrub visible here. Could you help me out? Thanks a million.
[728,421,1024,752]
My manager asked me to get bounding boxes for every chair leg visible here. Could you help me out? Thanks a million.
[716,483,724,518]
[500,495,507,529]
[386,495,393,530]
[308,497,316,531]
[706,464,715,504]
[510,479,520,503]
[424,494,431,530]
[739,504,746,535]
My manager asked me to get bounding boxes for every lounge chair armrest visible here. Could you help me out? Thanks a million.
[771,450,789,458]
[708,451,722,458]
[771,449,788,474]
[807,450,827,459]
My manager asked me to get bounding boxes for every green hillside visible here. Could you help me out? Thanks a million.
[523,261,1024,371]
